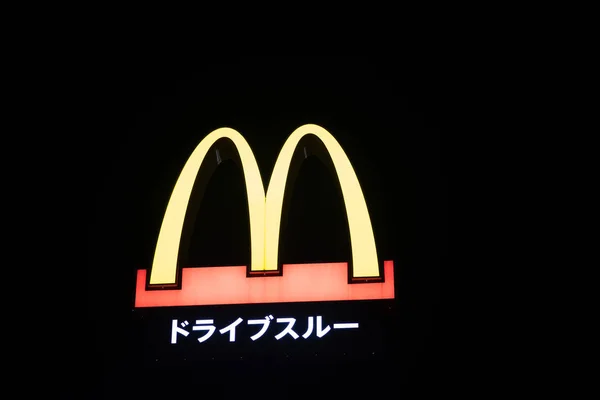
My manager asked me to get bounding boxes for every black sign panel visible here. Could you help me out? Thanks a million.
[84,57,444,394]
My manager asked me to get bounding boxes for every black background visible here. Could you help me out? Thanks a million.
[81,57,445,398]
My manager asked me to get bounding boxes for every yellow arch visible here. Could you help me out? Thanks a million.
[265,124,379,277]
[149,127,266,285]
[149,124,380,285]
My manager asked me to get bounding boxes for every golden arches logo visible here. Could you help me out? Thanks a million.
[135,124,394,307]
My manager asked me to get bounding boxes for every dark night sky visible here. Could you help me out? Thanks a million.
[76,57,445,398]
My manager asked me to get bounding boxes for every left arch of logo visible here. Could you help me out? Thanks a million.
[149,124,380,286]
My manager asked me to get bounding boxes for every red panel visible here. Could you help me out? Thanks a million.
[135,261,395,307]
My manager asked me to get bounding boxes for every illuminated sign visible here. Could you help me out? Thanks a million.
[135,124,395,307]
[170,314,359,344]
